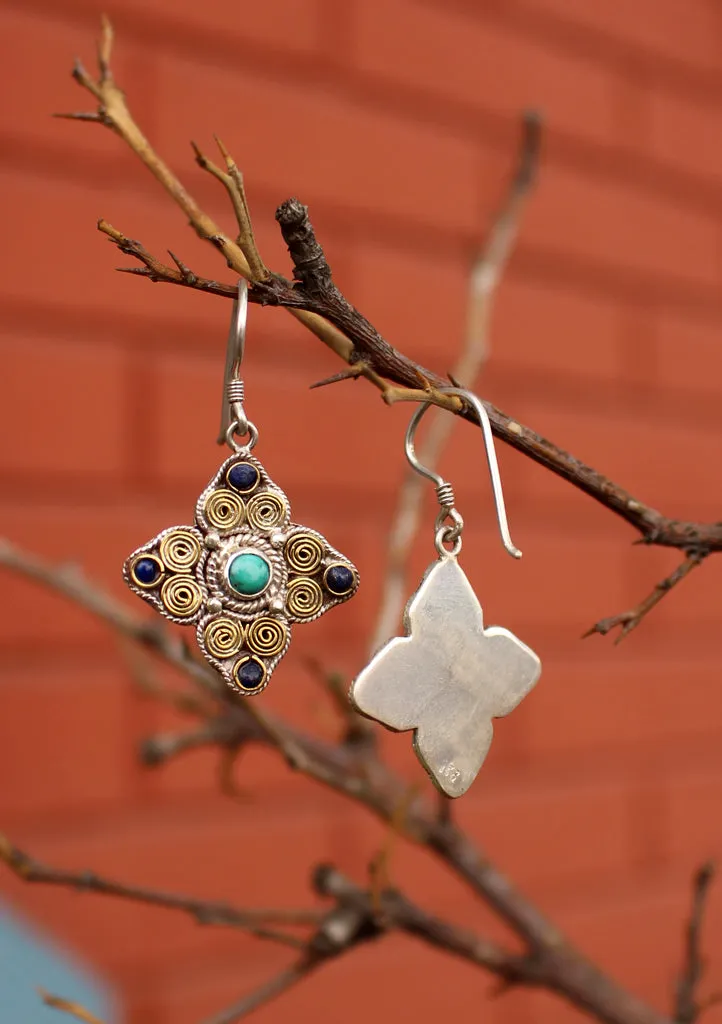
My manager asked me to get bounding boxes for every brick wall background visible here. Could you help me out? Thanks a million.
[2,1,722,1022]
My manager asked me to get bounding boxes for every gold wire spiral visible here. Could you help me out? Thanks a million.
[285,533,323,574]
[161,575,203,617]
[286,577,323,619]
[247,617,287,657]
[247,492,286,531]
[204,489,244,530]
[204,616,244,658]
[159,529,202,573]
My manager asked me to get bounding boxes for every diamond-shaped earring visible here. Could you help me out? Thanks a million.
[124,281,359,696]
[349,389,540,798]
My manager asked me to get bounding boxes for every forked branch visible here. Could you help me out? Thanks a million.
[64,20,722,631]
[584,551,708,643]
[0,540,672,1024]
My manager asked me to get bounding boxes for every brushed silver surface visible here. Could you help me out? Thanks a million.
[350,556,541,798]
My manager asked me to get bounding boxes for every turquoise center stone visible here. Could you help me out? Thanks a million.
[227,552,271,596]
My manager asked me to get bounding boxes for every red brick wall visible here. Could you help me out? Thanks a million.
[2,1,722,1022]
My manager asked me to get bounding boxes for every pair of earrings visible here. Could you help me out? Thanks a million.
[124,283,541,797]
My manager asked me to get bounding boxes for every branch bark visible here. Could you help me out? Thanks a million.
[0,833,316,948]
[64,22,722,579]
[0,540,671,1024]
[10,18,715,1024]
[674,863,717,1024]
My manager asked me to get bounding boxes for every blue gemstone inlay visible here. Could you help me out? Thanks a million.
[227,463,259,493]
[236,659,264,690]
[134,557,161,585]
[325,564,354,595]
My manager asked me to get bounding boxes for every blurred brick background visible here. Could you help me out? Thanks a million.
[2,0,722,1022]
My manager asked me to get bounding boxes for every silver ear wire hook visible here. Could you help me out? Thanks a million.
[405,387,522,559]
[218,278,258,451]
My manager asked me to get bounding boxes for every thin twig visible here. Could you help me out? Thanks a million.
[191,138,268,280]
[369,112,540,652]
[61,27,357,361]
[303,656,376,749]
[368,785,419,914]
[584,551,709,643]
[674,862,716,1024]
[0,538,222,696]
[39,990,105,1024]
[200,961,314,1024]
[0,834,318,946]
[119,637,214,717]
[139,724,222,766]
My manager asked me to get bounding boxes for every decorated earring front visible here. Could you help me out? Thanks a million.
[124,450,359,695]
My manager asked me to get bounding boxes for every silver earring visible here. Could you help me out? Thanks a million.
[123,280,360,696]
[349,388,541,798]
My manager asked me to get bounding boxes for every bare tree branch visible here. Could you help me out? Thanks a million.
[199,961,316,1024]
[6,20,714,1024]
[584,551,709,643]
[674,863,717,1024]
[370,111,541,653]
[0,540,671,1024]
[57,29,357,363]
[63,23,722,574]
[0,833,318,947]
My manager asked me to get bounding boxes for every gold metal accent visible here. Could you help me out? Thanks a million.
[323,563,356,597]
[247,617,287,657]
[226,462,260,494]
[130,553,164,589]
[247,491,286,531]
[204,488,244,530]
[161,575,203,617]
[233,656,267,692]
[159,529,202,573]
[204,616,244,658]
[286,577,323,619]
[285,533,323,574]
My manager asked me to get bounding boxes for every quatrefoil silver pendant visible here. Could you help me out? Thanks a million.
[124,450,359,696]
[350,555,540,797]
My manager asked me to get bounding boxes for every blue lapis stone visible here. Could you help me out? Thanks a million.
[236,659,265,690]
[227,462,259,493]
[325,564,355,595]
[134,557,161,585]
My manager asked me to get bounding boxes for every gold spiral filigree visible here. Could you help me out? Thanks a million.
[204,616,244,658]
[159,529,202,572]
[286,577,323,619]
[247,617,287,657]
[285,533,323,574]
[161,575,203,617]
[247,492,286,532]
[204,489,244,530]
